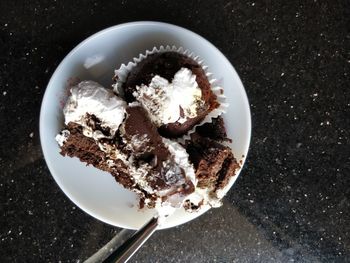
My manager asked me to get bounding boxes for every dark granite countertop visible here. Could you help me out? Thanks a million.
[1,0,349,262]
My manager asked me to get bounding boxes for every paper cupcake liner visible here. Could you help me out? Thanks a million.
[113,45,228,141]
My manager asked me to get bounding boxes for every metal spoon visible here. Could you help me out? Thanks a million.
[85,216,159,263]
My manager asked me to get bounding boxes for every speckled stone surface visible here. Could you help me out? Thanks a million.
[1,0,349,262]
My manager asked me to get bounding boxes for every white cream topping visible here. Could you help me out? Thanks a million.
[55,130,70,146]
[133,67,203,126]
[161,138,196,187]
[159,139,223,211]
[185,187,223,210]
[63,81,126,139]
[124,134,153,155]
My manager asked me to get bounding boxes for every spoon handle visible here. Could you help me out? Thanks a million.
[103,216,159,263]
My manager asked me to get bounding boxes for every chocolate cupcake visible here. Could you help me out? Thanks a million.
[114,46,226,138]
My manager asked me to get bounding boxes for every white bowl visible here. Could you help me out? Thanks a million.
[40,21,251,230]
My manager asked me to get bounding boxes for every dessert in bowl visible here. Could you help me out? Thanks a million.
[40,22,251,229]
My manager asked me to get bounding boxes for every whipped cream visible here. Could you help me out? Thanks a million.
[133,68,203,126]
[55,130,70,147]
[161,138,196,187]
[185,187,223,210]
[63,81,126,139]
[163,138,223,209]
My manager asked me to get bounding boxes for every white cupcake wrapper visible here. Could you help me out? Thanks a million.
[113,45,228,141]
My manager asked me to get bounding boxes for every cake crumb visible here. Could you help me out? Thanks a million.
[29,132,34,138]
[3,91,7,96]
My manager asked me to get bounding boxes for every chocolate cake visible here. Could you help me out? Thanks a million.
[58,122,135,190]
[120,52,220,137]
[121,105,195,198]
[56,52,239,214]
[185,133,240,191]
[195,116,229,141]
